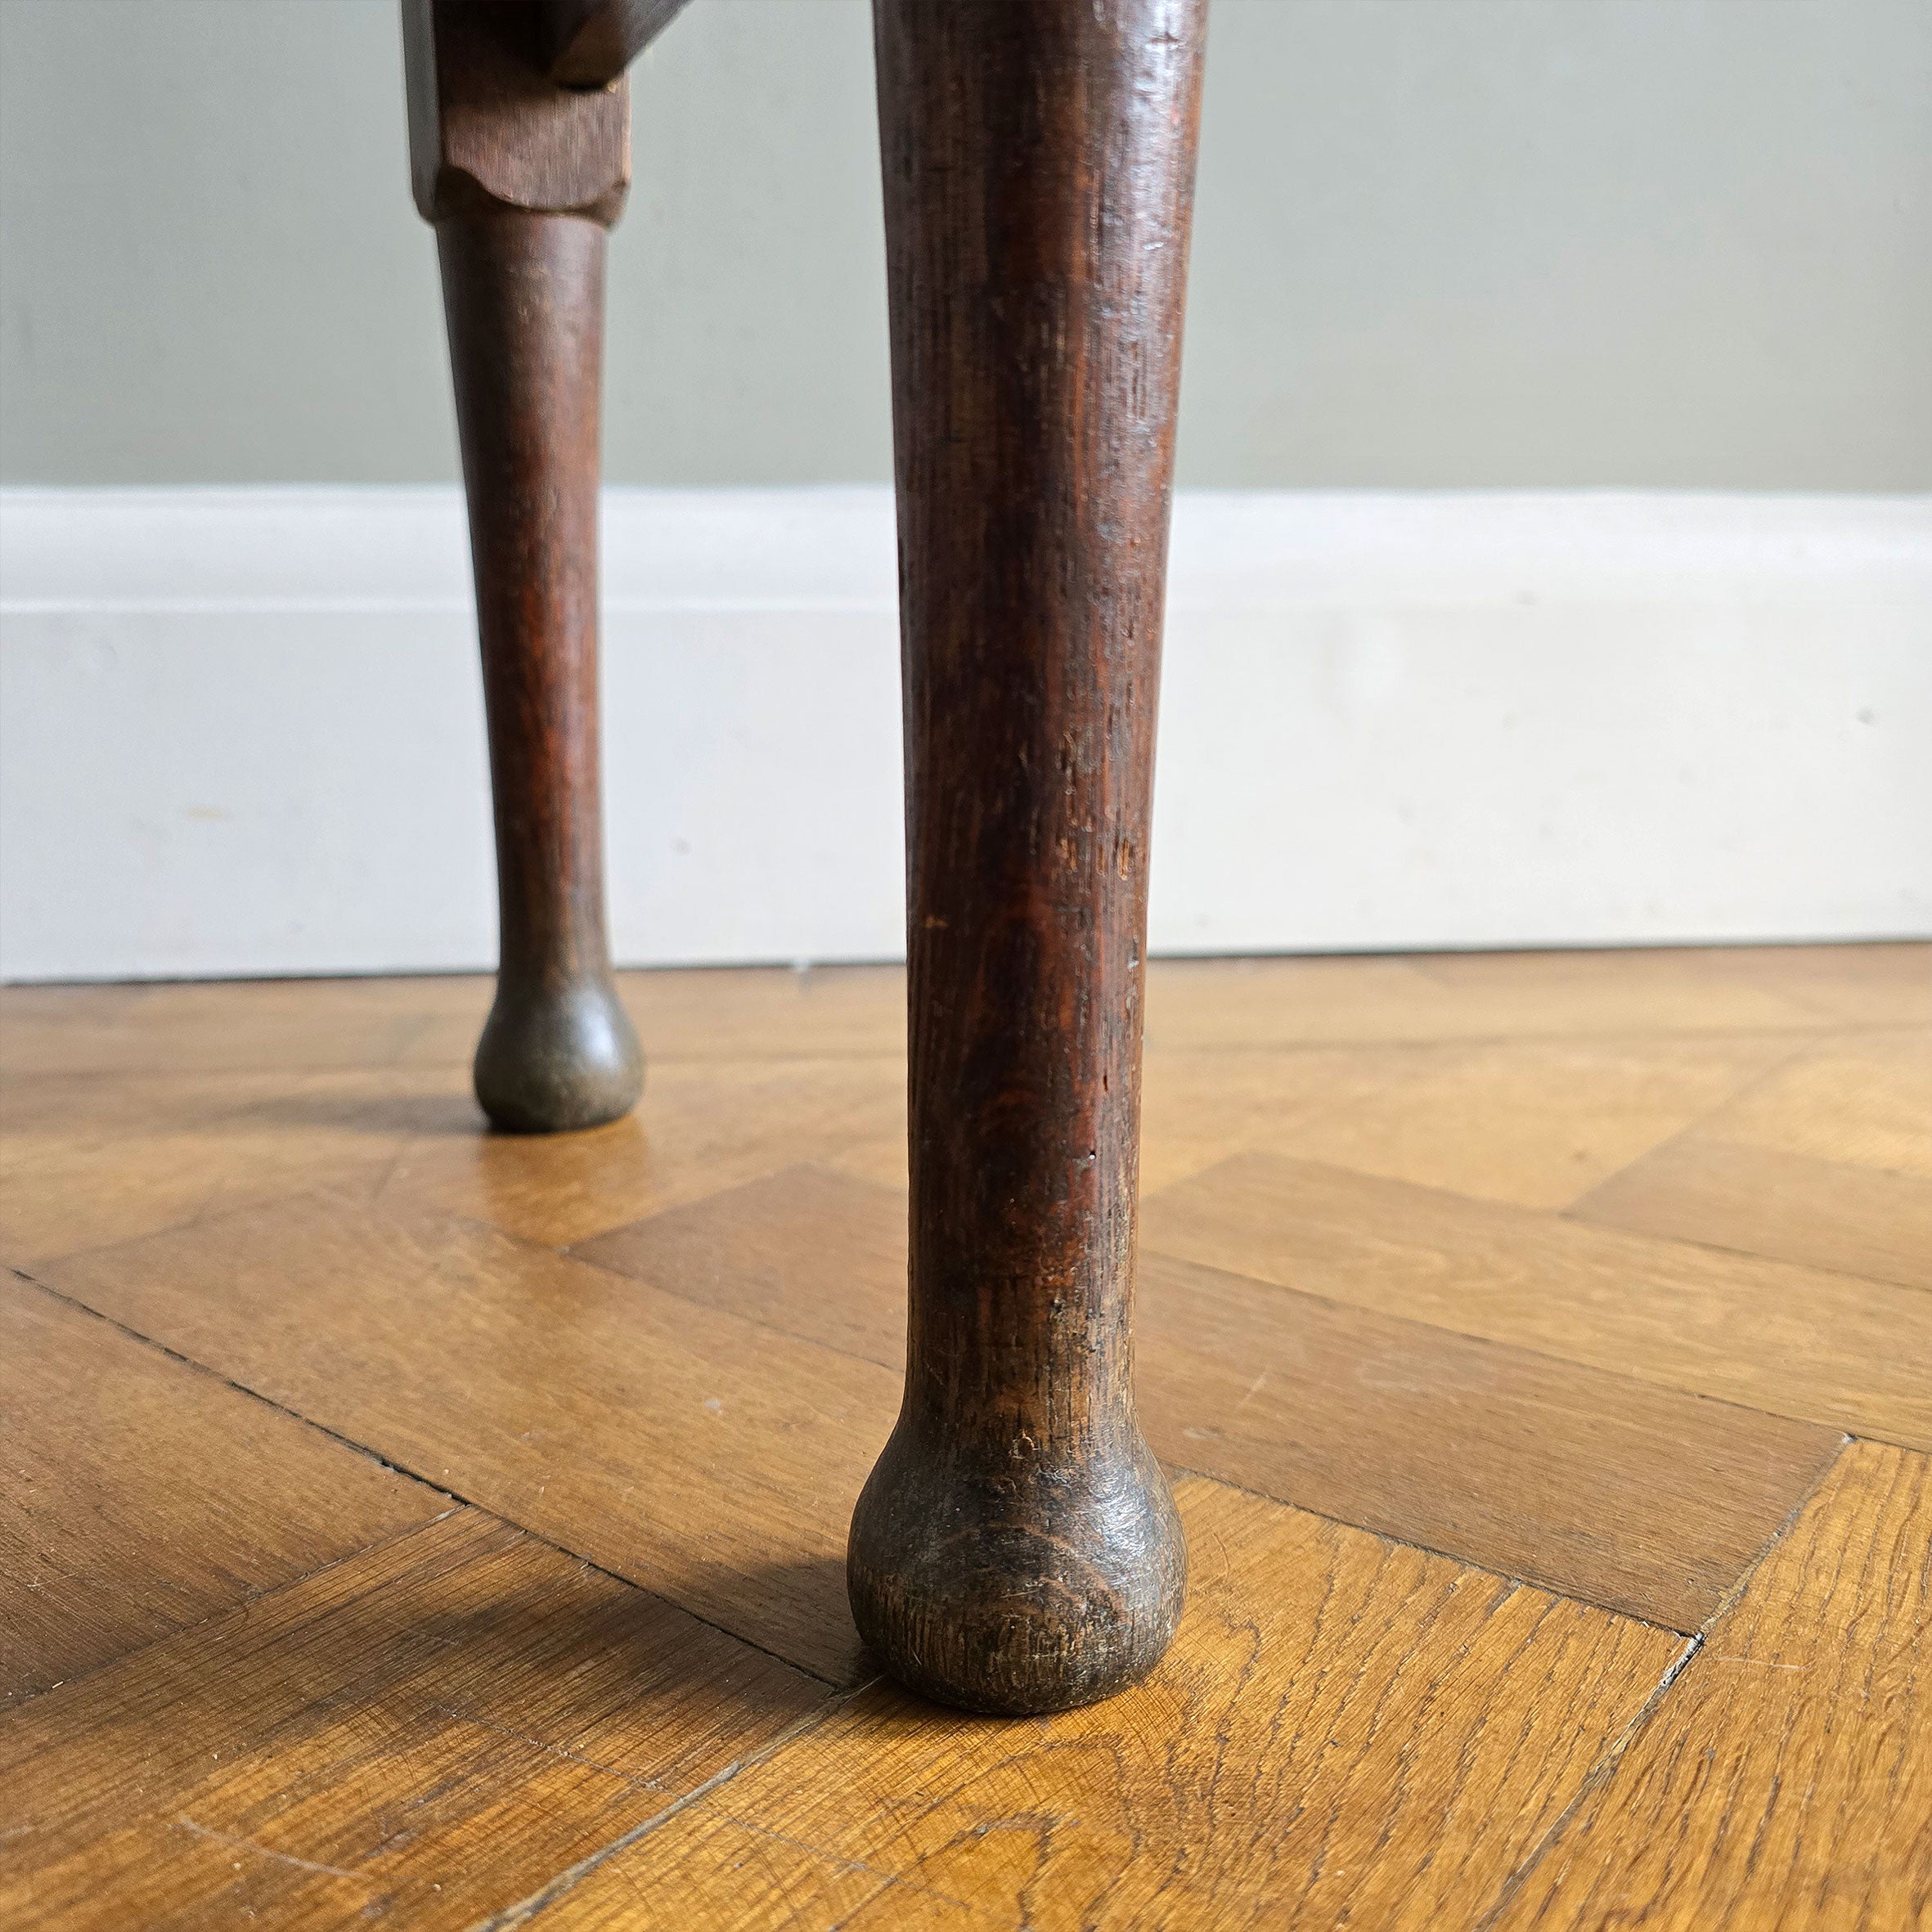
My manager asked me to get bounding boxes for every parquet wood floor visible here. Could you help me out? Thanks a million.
[3,945,1925,1930]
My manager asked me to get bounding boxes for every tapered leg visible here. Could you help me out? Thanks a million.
[438,212,641,1132]
[849,0,1208,1714]
[402,0,641,1132]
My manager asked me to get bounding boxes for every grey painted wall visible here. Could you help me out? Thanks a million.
[2,0,1928,489]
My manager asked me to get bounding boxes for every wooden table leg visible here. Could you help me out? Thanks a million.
[402,0,641,1132]
[849,0,1208,1714]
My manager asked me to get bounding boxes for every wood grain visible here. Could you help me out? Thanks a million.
[402,0,645,1134]
[403,0,630,225]
[1408,945,1860,1026]
[541,0,692,87]
[4,950,1922,1927]
[0,1510,829,1931]
[1133,1254,1841,1636]
[1494,1440,1930,1931]
[851,0,1207,1713]
[381,1051,904,1244]
[0,1277,443,1706]
[1694,1028,1932,1179]
[571,1161,911,1365]
[578,1165,1843,1632]
[537,1477,1687,1931]
[0,977,465,1081]
[0,1066,435,1267]
[0,942,1887,1081]
[438,200,645,1133]
[0,986,146,1082]
[0,1048,900,1260]
[1714,939,1932,1027]
[1575,1132,1932,1292]
[395,964,909,1069]
[38,1193,897,1682]
[1142,947,1831,1052]
[1143,1152,1932,1447]
[1136,1032,1796,1206]
[0,964,903,1085]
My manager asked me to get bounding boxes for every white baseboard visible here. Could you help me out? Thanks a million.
[2,486,1927,982]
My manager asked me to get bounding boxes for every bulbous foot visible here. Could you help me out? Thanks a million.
[848,1422,1186,1715]
[472,974,644,1133]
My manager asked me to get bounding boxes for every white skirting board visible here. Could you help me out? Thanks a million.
[2,486,1927,982]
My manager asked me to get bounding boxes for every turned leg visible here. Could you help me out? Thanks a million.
[403,0,641,1132]
[848,0,1207,1714]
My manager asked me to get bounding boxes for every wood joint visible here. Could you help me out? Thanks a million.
[402,0,631,227]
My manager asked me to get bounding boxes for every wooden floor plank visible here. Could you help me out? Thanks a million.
[398,963,910,1067]
[1133,1033,1796,1206]
[1143,947,1829,1052]
[1143,1152,1932,1448]
[0,1510,830,1932]
[1687,1028,1932,1179]
[0,985,147,1084]
[0,965,903,1084]
[1,945,1903,1086]
[0,977,460,1080]
[1493,1440,1930,1931]
[376,1053,904,1247]
[0,1051,904,1264]
[1574,1133,1932,1293]
[1712,939,1932,1027]
[571,1163,912,1366]
[533,1477,1687,1932]
[38,1193,899,1683]
[1407,943,1909,1024]
[5,950,1921,1928]
[0,1066,446,1267]
[0,1275,445,1706]
[575,1166,1844,1632]
[1134,1254,1840,1635]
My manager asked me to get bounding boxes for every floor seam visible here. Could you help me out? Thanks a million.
[0,1503,466,1721]
[1558,1027,1849,1218]
[460,1680,878,1932]
[1167,1465,1703,1639]
[546,1197,1876,1457]
[7,1265,851,1697]
[1465,1435,1850,1931]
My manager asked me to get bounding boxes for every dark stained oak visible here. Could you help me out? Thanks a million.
[0,1511,831,1931]
[438,210,641,1134]
[0,1277,444,1705]
[849,0,1209,1718]
[403,0,631,227]
[540,0,693,88]
[406,0,642,1132]
[1494,1440,1930,1931]
[577,1164,1845,1633]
